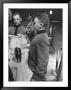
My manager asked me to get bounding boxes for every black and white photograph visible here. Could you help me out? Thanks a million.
[3,3,68,87]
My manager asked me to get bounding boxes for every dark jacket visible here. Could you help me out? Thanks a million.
[28,30,49,80]
[9,25,26,35]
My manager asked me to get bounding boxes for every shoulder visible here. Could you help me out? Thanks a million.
[9,26,15,35]
[9,26,15,29]
[9,26,15,31]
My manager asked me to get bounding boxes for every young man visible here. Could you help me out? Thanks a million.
[28,13,50,81]
[9,13,27,35]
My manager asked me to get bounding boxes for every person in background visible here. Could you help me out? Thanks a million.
[9,12,27,35]
[26,15,35,42]
[28,13,50,81]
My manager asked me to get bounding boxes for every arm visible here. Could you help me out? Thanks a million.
[28,42,37,71]
[35,39,49,77]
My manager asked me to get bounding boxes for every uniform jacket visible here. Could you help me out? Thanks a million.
[9,24,26,35]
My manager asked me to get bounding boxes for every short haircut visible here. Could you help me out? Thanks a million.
[13,12,22,19]
[40,13,50,27]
